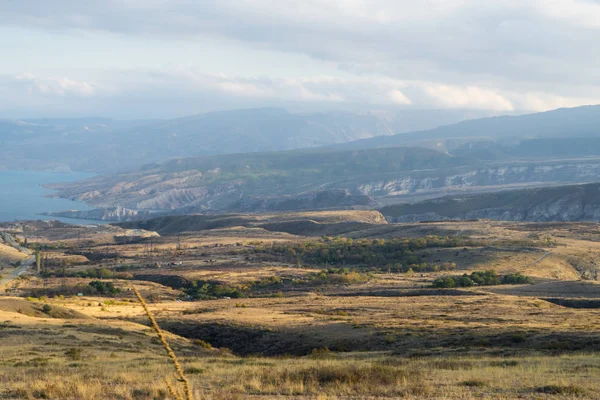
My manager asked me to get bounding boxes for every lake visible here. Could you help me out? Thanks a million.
[0,170,105,224]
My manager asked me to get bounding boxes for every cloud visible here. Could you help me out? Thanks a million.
[388,89,412,105]
[421,84,514,111]
[3,69,595,119]
[1,1,600,116]
[11,74,106,97]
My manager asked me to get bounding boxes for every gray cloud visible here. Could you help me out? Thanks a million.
[1,1,600,117]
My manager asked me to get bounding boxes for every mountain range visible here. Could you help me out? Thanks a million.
[0,108,491,172]
[17,104,600,221]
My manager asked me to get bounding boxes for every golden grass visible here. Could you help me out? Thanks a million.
[4,219,600,398]
[0,242,29,263]
[3,344,599,399]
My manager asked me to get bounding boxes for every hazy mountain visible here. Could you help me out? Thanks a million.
[35,104,600,217]
[46,143,600,217]
[0,108,493,172]
[0,117,154,172]
[46,146,475,213]
[332,104,600,151]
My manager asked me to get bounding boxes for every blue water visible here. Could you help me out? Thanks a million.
[0,170,105,224]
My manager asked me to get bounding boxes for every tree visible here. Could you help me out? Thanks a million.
[35,251,41,274]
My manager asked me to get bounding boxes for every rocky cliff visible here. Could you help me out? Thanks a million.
[357,161,600,198]
[41,207,155,222]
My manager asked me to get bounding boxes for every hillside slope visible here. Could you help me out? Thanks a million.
[47,146,475,212]
[381,182,600,222]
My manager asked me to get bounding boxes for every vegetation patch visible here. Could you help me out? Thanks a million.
[181,268,372,300]
[461,379,488,388]
[534,384,585,396]
[244,235,481,271]
[432,271,532,288]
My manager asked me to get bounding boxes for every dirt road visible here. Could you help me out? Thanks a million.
[0,256,35,291]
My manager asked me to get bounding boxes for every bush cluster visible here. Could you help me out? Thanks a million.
[183,268,372,300]
[432,270,533,288]
[43,267,133,280]
[88,280,120,295]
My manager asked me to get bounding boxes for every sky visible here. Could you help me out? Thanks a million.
[1,0,600,119]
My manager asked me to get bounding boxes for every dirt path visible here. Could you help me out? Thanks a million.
[526,251,552,266]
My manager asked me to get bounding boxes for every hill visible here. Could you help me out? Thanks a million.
[47,143,600,217]
[117,210,387,236]
[380,182,600,222]
[46,146,476,213]
[38,105,600,217]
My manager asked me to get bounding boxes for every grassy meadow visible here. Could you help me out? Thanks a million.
[1,214,600,399]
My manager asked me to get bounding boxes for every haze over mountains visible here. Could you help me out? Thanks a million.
[42,104,600,221]
[331,104,600,152]
[0,107,491,172]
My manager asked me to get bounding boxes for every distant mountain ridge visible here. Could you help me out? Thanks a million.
[0,107,490,172]
[24,104,600,218]
[332,104,600,151]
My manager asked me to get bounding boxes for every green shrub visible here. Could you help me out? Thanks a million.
[88,280,120,296]
[432,277,456,288]
[501,273,533,284]
[432,271,530,288]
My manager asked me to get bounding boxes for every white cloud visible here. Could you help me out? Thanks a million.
[512,92,599,112]
[388,89,412,105]
[421,84,515,111]
[13,74,105,97]
[535,0,600,29]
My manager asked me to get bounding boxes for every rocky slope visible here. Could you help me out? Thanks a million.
[41,207,155,222]
[41,104,600,216]
[381,183,600,222]
[356,159,600,198]
[46,141,600,216]
[45,146,471,213]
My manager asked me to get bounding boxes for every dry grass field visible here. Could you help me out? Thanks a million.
[1,215,600,399]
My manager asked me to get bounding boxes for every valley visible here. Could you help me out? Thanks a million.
[1,212,600,398]
[5,4,600,399]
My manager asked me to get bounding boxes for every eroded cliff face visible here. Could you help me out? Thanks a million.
[357,162,600,198]
[42,207,155,222]
[48,159,600,215]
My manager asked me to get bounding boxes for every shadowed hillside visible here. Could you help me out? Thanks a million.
[381,182,600,222]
